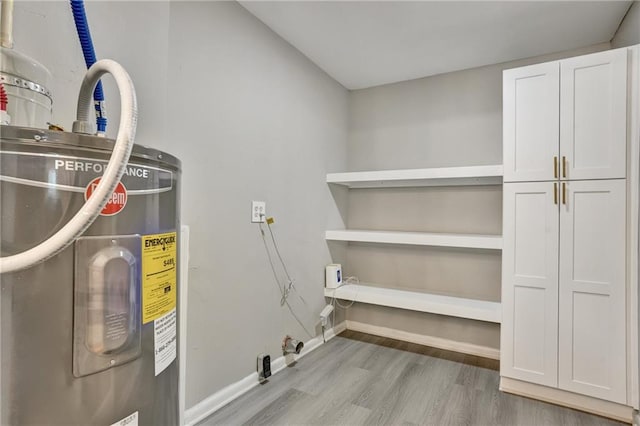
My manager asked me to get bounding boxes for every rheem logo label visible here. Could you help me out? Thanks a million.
[85,177,127,216]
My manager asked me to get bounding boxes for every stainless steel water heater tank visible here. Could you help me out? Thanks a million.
[0,126,181,425]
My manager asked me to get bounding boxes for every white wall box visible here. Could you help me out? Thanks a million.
[501,45,640,418]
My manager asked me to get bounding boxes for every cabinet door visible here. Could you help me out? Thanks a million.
[560,48,627,180]
[504,62,559,183]
[501,182,559,387]
[558,179,626,403]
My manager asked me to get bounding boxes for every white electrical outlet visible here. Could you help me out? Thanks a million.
[251,201,266,223]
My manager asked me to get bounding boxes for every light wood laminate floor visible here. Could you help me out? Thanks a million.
[199,330,626,426]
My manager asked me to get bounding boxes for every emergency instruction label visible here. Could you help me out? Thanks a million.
[154,308,177,376]
[142,232,177,324]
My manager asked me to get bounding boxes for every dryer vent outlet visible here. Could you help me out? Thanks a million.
[257,354,271,382]
[282,335,304,355]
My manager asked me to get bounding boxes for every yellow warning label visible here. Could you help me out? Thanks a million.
[142,232,177,324]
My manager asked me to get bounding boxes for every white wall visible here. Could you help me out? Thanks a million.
[166,2,347,407]
[612,1,640,48]
[348,43,611,172]
[12,0,348,411]
[11,1,170,143]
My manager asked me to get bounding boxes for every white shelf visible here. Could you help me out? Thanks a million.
[326,165,503,188]
[325,284,501,323]
[325,229,502,250]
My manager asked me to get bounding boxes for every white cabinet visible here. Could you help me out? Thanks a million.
[503,62,559,183]
[502,179,627,403]
[504,48,628,183]
[501,182,558,387]
[501,47,633,408]
[560,49,627,180]
[558,179,627,403]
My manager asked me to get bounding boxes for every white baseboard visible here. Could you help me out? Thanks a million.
[344,320,500,360]
[500,376,634,423]
[184,321,347,426]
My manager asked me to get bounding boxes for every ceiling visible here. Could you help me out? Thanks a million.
[239,1,632,90]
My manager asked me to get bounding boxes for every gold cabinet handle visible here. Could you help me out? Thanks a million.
[554,156,558,178]
[562,156,567,178]
[554,182,558,205]
[562,182,566,205]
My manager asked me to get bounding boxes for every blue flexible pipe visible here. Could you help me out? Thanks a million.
[70,0,107,133]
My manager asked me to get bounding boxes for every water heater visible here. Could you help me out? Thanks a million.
[0,126,181,425]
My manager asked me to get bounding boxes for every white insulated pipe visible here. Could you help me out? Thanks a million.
[0,59,137,273]
[0,0,14,49]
